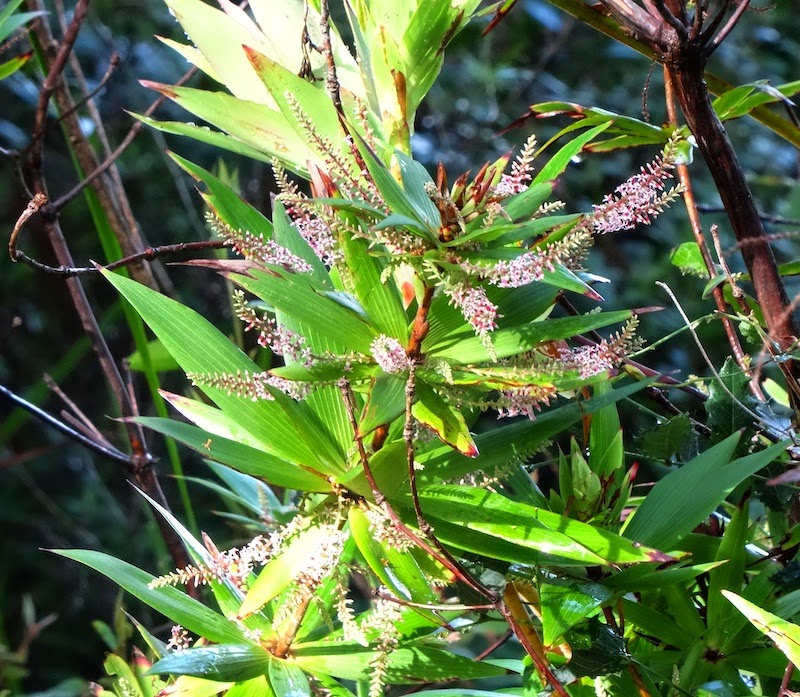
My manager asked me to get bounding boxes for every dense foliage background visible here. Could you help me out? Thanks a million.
[1,0,799,692]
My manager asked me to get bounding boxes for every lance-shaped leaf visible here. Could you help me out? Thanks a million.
[292,642,504,683]
[139,82,309,175]
[148,645,271,681]
[132,114,279,166]
[348,506,438,606]
[163,0,275,104]
[541,580,611,646]
[268,659,310,697]
[54,550,245,645]
[413,485,670,565]
[233,268,377,356]
[134,416,332,493]
[623,435,788,551]
[238,525,333,618]
[723,591,800,667]
[412,381,478,457]
[532,123,611,185]
[101,269,330,469]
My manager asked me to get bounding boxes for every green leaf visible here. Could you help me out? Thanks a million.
[127,340,180,373]
[238,525,333,618]
[163,0,275,105]
[417,378,656,484]
[358,375,406,436]
[670,242,709,278]
[414,485,669,565]
[340,231,409,340]
[292,643,504,683]
[169,153,274,239]
[139,82,309,175]
[532,123,611,184]
[348,506,438,604]
[53,550,245,644]
[530,101,672,146]
[104,654,147,697]
[706,357,757,442]
[623,435,787,551]
[268,659,310,697]
[0,51,31,81]
[500,181,557,222]
[134,417,332,492]
[133,114,280,166]
[713,80,800,122]
[0,9,43,45]
[234,268,377,355]
[588,382,623,479]
[638,413,695,462]
[426,309,633,364]
[412,381,478,457]
[226,677,274,697]
[244,47,343,153]
[148,645,271,681]
[394,150,442,229]
[101,269,326,468]
[707,504,749,649]
[350,132,438,238]
[723,590,800,666]
[541,580,611,645]
[602,561,725,591]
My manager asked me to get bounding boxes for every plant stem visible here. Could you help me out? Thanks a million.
[665,44,800,370]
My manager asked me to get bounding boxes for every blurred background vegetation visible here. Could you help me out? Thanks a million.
[0,0,797,691]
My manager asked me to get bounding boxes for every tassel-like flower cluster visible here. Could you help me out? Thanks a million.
[233,291,313,365]
[187,369,311,401]
[370,335,410,374]
[495,383,558,420]
[493,134,537,198]
[559,317,641,378]
[149,517,317,591]
[444,281,498,335]
[586,140,682,234]
[208,213,312,273]
[166,625,191,651]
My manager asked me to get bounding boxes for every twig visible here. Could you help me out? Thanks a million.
[50,52,119,127]
[338,378,494,599]
[657,281,786,435]
[0,383,142,467]
[664,68,761,399]
[779,660,795,696]
[474,628,514,660]
[706,0,750,55]
[697,204,800,228]
[12,240,226,277]
[44,374,113,449]
[42,63,198,215]
[652,0,688,38]
[318,0,342,113]
[28,0,89,150]
[9,192,47,260]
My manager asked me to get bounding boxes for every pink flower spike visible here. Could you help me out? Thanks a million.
[444,282,498,336]
[370,335,410,374]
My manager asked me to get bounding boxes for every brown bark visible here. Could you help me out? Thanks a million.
[664,42,800,359]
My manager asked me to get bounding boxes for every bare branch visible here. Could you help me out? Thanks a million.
[12,240,226,277]
[653,0,688,38]
[600,0,662,41]
[706,0,749,54]
[0,383,144,468]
